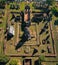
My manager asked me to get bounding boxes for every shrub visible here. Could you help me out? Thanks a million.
[32,2,36,9]
[9,59,18,65]
[39,55,45,61]
[0,55,10,64]
[54,19,58,25]
[38,55,45,65]
[51,6,58,17]
[32,2,35,7]
[46,0,55,5]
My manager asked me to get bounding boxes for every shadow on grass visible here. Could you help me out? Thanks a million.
[10,14,15,21]
[23,59,32,65]
[15,11,31,50]
[0,62,6,65]
[56,64,58,65]
[34,60,40,65]
[54,19,58,25]
[7,33,13,41]
[15,12,26,50]
[15,33,27,50]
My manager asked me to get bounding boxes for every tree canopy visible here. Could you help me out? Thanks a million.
[46,0,55,5]
[9,59,18,65]
[0,0,7,2]
[0,55,10,64]
[51,6,58,17]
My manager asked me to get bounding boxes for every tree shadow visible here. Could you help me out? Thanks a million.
[32,48,38,56]
[31,16,43,24]
[21,21,26,31]
[10,14,15,21]
[39,22,48,35]
[45,35,50,40]
[0,62,6,65]
[15,11,26,50]
[34,60,40,65]
[15,33,27,50]
[54,19,58,25]
[39,28,45,35]
[7,33,13,41]
[15,11,31,50]
[56,64,58,65]
[23,59,32,65]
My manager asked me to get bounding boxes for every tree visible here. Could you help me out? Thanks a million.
[46,0,55,5]
[35,0,43,2]
[38,55,45,65]
[56,64,58,65]
[54,19,58,25]
[51,6,58,17]
[9,59,18,65]
[0,55,10,65]
[0,0,7,4]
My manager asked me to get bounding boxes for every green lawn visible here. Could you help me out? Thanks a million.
[20,2,26,11]
[0,42,3,54]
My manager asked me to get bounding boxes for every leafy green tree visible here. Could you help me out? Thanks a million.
[46,0,55,5]
[52,6,58,13]
[51,6,58,17]
[56,64,58,65]
[9,59,18,65]
[54,19,58,25]
[0,55,10,65]
[38,55,45,65]
[0,0,7,4]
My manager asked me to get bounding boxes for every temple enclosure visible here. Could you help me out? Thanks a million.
[0,1,58,65]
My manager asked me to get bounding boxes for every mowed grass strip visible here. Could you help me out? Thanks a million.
[0,42,4,54]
